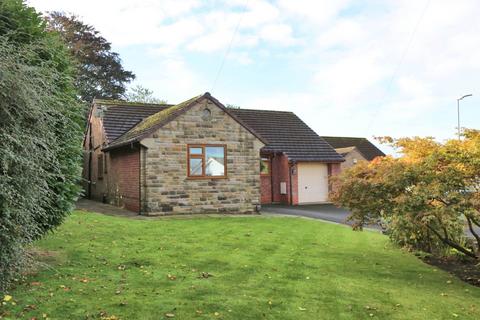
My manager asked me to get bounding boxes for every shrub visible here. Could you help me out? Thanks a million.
[332,134,480,260]
[0,0,83,292]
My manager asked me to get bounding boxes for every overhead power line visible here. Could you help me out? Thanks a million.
[210,0,250,92]
[366,0,431,133]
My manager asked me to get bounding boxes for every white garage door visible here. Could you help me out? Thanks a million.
[297,163,329,204]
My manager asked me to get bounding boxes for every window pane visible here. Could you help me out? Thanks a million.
[189,147,203,155]
[205,146,225,176]
[189,158,203,176]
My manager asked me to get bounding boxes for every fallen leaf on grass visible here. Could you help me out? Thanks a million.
[23,305,37,312]
[199,272,213,279]
[165,313,175,318]
[298,307,306,311]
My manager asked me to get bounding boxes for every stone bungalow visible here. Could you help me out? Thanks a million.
[83,93,344,215]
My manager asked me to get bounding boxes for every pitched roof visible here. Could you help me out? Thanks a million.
[103,93,266,151]
[93,99,171,143]
[321,136,385,161]
[334,146,357,156]
[95,94,344,163]
[230,109,344,162]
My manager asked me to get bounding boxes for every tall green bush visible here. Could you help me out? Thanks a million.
[0,0,83,292]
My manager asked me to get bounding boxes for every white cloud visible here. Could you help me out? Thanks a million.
[145,19,206,53]
[259,23,296,46]
[140,57,203,102]
[28,0,202,46]
[27,0,480,147]
[277,0,352,26]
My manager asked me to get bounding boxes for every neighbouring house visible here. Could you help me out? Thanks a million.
[83,93,344,215]
[321,136,385,171]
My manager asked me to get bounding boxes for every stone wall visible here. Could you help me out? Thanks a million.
[141,100,263,215]
[339,148,366,171]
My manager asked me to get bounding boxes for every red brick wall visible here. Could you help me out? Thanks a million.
[260,175,272,204]
[109,146,140,212]
[85,105,109,200]
[271,154,287,203]
[328,163,342,196]
[291,163,298,205]
[270,154,300,205]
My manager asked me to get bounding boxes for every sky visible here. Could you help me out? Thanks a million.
[28,0,480,153]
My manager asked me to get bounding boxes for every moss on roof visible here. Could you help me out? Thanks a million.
[129,95,202,134]
[94,98,171,107]
[104,94,203,149]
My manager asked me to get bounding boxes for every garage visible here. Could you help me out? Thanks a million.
[297,162,329,204]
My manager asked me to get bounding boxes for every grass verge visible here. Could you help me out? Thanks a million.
[1,211,479,319]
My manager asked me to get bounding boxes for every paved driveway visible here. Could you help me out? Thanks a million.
[261,204,353,224]
[261,204,383,231]
[261,204,480,237]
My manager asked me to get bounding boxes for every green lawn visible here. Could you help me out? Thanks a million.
[1,211,479,320]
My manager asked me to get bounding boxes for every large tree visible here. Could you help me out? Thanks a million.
[46,12,135,102]
[0,0,83,291]
[332,131,480,260]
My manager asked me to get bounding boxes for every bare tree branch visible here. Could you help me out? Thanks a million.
[466,215,480,251]
[426,224,478,259]
[471,215,480,227]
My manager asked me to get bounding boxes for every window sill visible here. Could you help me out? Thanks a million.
[186,176,228,180]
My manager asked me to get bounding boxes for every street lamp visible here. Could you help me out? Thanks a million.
[457,94,472,139]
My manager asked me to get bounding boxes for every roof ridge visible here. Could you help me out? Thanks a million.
[126,94,203,135]
[93,98,172,107]
[321,136,369,140]
[231,108,294,113]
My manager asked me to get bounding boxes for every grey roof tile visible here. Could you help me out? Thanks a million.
[96,101,171,143]
[230,109,344,162]
[321,136,385,161]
